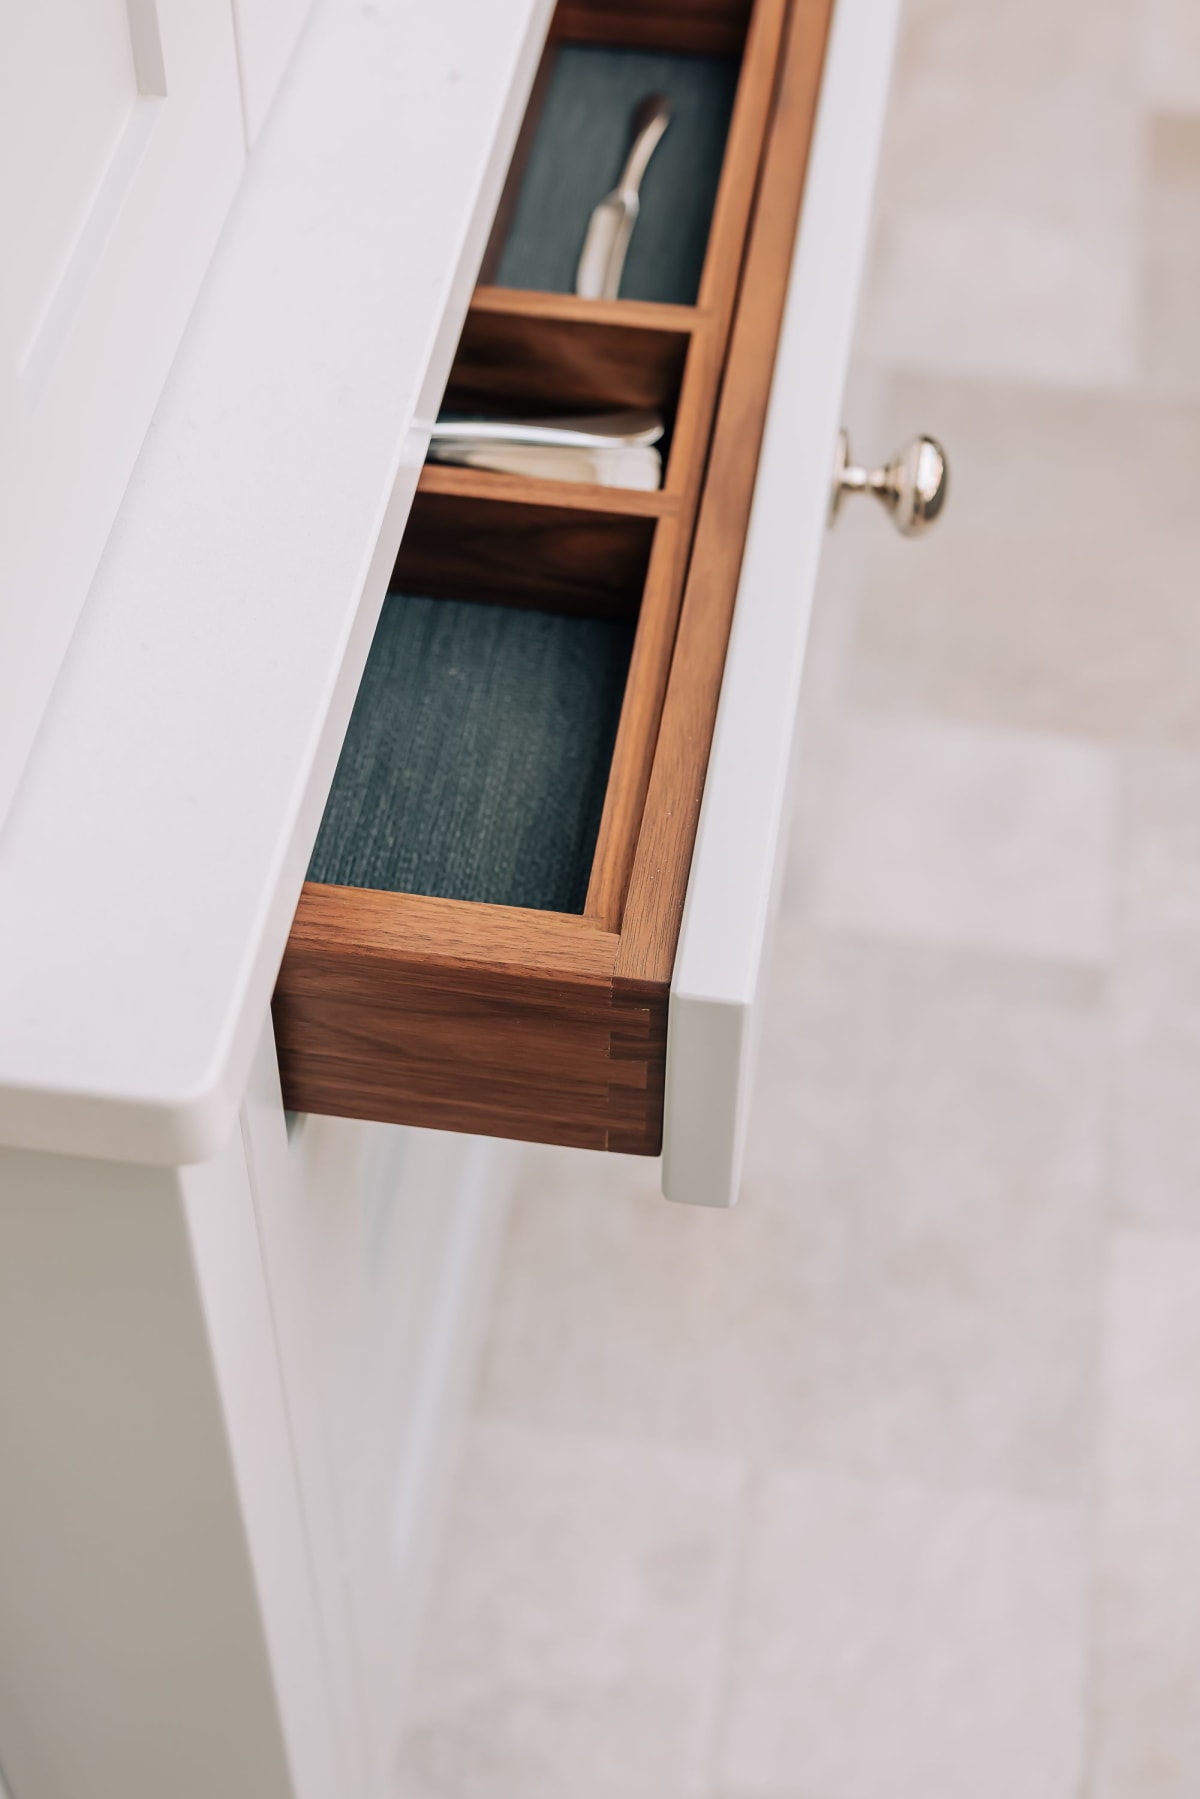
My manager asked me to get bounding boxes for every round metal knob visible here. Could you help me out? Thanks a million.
[830,431,948,535]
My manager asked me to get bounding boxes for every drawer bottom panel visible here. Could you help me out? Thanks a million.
[308,592,633,915]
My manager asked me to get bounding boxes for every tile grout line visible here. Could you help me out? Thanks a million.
[686,1458,762,1799]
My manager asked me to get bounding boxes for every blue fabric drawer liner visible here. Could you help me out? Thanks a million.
[496,45,739,305]
[308,593,633,914]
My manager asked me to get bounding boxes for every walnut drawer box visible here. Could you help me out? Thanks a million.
[272,0,897,1205]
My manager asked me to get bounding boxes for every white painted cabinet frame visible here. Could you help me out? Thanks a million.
[664,0,902,1207]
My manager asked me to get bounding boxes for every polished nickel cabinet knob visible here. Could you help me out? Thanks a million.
[830,430,948,535]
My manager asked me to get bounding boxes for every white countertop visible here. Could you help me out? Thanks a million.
[0,0,550,1164]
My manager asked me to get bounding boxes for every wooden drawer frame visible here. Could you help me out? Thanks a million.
[273,0,835,1153]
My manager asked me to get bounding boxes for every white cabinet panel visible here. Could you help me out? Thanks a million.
[0,0,550,1166]
[283,1116,510,1786]
[0,1139,311,1799]
[231,0,316,142]
[7,0,144,361]
[242,1025,511,1794]
[0,0,244,827]
[663,0,902,1208]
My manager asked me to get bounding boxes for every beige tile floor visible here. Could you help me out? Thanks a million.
[395,1,1200,1793]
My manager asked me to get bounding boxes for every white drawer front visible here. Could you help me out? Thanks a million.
[663,0,902,1208]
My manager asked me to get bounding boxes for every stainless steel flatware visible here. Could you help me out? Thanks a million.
[429,409,663,451]
[575,93,672,301]
[426,438,662,490]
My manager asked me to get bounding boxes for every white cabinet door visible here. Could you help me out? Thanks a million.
[230,0,316,142]
[663,0,902,1208]
[241,1023,513,1795]
[0,0,244,827]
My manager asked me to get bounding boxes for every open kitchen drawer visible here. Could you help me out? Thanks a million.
[273,0,902,1203]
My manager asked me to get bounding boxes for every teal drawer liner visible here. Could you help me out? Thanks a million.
[496,45,740,305]
[308,593,634,913]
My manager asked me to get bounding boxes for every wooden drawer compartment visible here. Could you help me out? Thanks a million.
[273,0,835,1154]
[308,497,647,916]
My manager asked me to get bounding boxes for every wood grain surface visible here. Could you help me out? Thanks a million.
[274,890,664,1151]
[554,0,754,56]
[617,0,835,988]
[416,463,677,521]
[583,513,683,926]
[392,488,656,620]
[581,0,790,916]
[446,292,694,421]
[468,287,699,335]
[274,0,834,1154]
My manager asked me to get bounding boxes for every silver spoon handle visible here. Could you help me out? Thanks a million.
[430,410,663,450]
[618,101,671,199]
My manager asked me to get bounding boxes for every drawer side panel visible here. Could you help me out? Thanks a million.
[274,891,666,1151]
